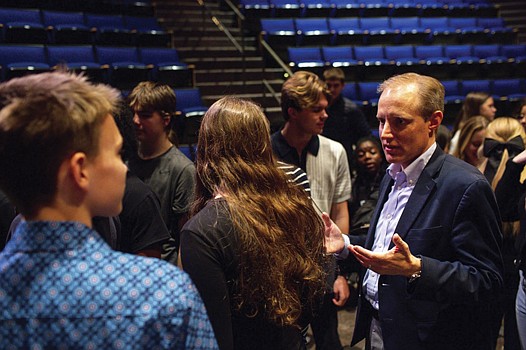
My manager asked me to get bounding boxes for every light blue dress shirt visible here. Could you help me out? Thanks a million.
[363,143,437,310]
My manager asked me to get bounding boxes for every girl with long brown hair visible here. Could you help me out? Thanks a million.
[180,96,327,350]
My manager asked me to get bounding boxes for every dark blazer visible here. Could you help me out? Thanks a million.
[349,146,504,350]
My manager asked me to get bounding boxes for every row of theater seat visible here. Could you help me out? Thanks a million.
[344,78,526,104]
[0,44,192,90]
[240,0,498,25]
[0,0,153,16]
[0,7,170,46]
[287,43,526,80]
[261,16,516,48]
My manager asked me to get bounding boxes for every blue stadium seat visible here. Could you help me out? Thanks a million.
[354,45,392,81]
[473,44,510,78]
[342,81,359,102]
[357,81,381,106]
[95,46,148,90]
[389,0,420,17]
[501,44,526,77]
[125,15,171,47]
[270,0,302,17]
[300,0,334,17]
[360,0,392,18]
[295,18,332,46]
[0,8,47,44]
[384,45,418,75]
[331,0,361,17]
[448,17,485,44]
[0,44,50,81]
[322,46,357,80]
[260,18,297,51]
[477,17,517,44]
[287,47,325,74]
[460,79,492,96]
[360,17,397,45]
[85,13,134,46]
[173,88,208,147]
[46,45,104,83]
[328,17,364,45]
[140,47,193,87]
[389,16,427,45]
[239,0,271,32]
[415,44,452,79]
[492,78,526,102]
[41,10,92,45]
[420,17,455,44]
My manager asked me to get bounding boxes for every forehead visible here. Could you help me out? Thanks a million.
[358,140,378,150]
[378,86,420,116]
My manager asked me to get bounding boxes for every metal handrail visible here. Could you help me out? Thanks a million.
[262,78,281,105]
[259,38,293,76]
[197,0,244,54]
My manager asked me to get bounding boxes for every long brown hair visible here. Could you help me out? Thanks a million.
[192,96,326,327]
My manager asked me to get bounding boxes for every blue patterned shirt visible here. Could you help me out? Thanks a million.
[0,221,219,350]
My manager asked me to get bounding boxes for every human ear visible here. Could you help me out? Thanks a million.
[428,110,443,134]
[69,152,90,191]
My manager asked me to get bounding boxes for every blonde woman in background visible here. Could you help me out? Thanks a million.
[479,117,526,350]
[451,115,489,167]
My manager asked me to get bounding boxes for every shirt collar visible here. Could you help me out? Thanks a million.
[387,143,437,186]
[274,130,320,157]
[3,221,107,254]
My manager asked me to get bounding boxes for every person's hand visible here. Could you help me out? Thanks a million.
[348,233,421,277]
[513,149,526,164]
[322,212,345,254]
[332,275,350,306]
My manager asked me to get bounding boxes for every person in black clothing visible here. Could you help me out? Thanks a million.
[322,67,371,168]
[349,136,387,236]
[494,148,526,349]
[180,96,328,350]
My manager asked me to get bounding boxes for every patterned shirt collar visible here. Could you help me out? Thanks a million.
[4,221,108,254]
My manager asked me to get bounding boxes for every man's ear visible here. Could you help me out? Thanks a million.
[288,107,298,121]
[428,110,443,134]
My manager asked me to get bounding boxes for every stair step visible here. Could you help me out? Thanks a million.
[195,68,286,83]
[173,35,256,48]
[198,79,282,95]
[177,46,258,59]
[186,56,264,70]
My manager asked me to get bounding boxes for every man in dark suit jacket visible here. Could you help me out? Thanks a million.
[331,72,504,350]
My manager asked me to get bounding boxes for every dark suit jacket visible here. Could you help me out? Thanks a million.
[349,146,504,350]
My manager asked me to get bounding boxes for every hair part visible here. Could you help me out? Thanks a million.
[193,96,327,327]
[0,72,120,217]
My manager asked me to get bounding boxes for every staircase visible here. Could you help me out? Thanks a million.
[153,0,287,131]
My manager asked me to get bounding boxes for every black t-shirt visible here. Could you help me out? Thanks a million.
[94,172,170,253]
[180,199,307,350]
